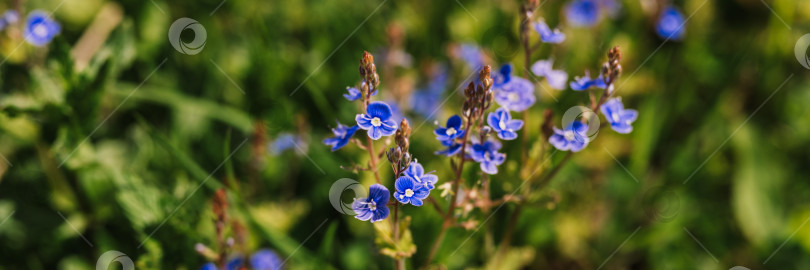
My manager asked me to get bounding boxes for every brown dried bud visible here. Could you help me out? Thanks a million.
[464,81,475,98]
[399,119,411,137]
[479,65,492,90]
[462,101,472,118]
[387,147,402,164]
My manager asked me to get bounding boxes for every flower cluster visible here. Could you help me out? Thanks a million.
[325,52,441,223]
[549,46,638,152]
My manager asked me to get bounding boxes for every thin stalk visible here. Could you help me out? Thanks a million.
[366,136,382,184]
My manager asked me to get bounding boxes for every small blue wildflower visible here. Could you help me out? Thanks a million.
[493,77,535,112]
[403,162,439,190]
[656,6,685,40]
[323,121,359,151]
[24,11,60,47]
[411,66,448,118]
[387,100,405,124]
[488,108,524,140]
[250,249,282,270]
[434,115,465,142]
[569,73,607,91]
[200,263,217,270]
[343,82,377,101]
[435,141,463,156]
[352,184,390,223]
[469,139,506,175]
[549,121,590,152]
[492,64,513,88]
[225,257,244,270]
[533,20,566,43]
[394,175,430,206]
[269,133,306,156]
[531,60,568,90]
[0,11,19,31]
[459,43,484,70]
[566,0,600,27]
[601,98,638,134]
[355,101,398,140]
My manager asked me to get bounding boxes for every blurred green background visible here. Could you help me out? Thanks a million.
[1,0,809,269]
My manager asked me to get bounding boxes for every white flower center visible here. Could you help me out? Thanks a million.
[33,24,48,37]
[446,127,457,136]
[371,117,382,127]
[508,93,519,102]
[405,189,414,197]
[564,130,575,141]
[611,112,620,123]
[498,121,506,130]
[368,201,376,211]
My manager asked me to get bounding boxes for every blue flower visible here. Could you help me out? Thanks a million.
[488,108,524,140]
[531,60,568,90]
[251,249,282,270]
[24,11,60,47]
[200,263,217,270]
[394,176,430,206]
[493,65,535,112]
[0,11,19,31]
[411,66,448,118]
[566,0,600,27]
[549,121,590,152]
[533,20,566,43]
[355,101,398,140]
[343,82,377,101]
[435,115,465,142]
[323,121,359,151]
[569,73,607,91]
[226,257,244,270]
[269,133,307,156]
[435,141,463,156]
[469,139,506,175]
[403,162,439,190]
[459,43,484,70]
[601,98,638,134]
[352,184,390,223]
[656,6,685,40]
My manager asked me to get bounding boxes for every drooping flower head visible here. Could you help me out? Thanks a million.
[323,121,359,151]
[656,6,685,40]
[394,175,430,206]
[549,121,591,152]
[356,101,398,140]
[601,98,638,134]
[493,64,535,112]
[250,249,283,270]
[534,20,566,43]
[469,139,506,175]
[24,11,61,46]
[487,108,524,140]
[352,184,390,223]
[569,72,607,91]
[531,60,569,90]
[566,0,600,27]
[403,162,439,190]
[434,115,465,142]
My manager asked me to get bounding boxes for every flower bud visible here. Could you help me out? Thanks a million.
[479,65,492,90]
[541,109,554,140]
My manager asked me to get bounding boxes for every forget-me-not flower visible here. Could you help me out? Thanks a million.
[269,133,306,156]
[434,115,465,142]
[534,20,566,43]
[352,184,390,223]
[601,98,637,134]
[549,121,590,152]
[566,0,600,27]
[250,249,282,270]
[403,162,439,190]
[487,107,523,140]
[469,139,506,175]
[394,175,430,206]
[435,141,463,156]
[531,60,568,90]
[569,73,607,91]
[356,101,398,140]
[493,64,535,112]
[323,121,359,151]
[411,66,448,119]
[656,6,685,40]
[24,11,60,46]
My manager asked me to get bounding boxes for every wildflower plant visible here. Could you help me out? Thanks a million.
[324,0,640,268]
